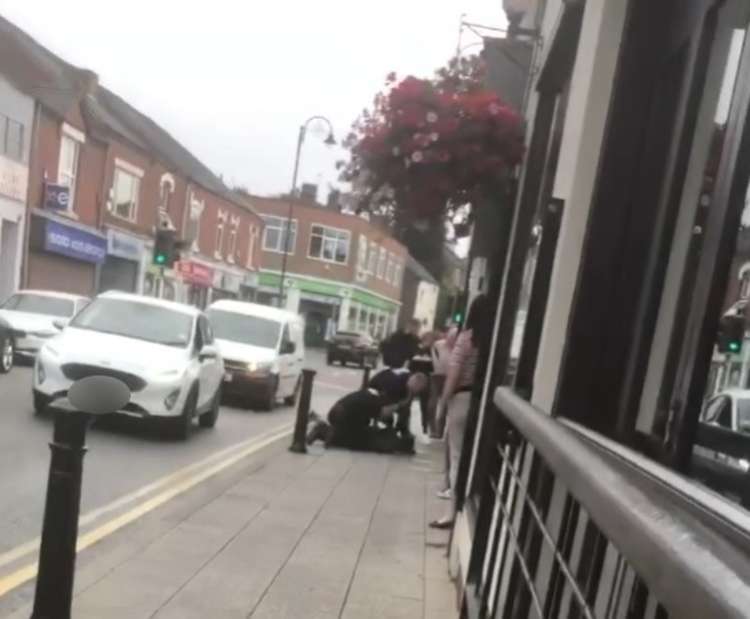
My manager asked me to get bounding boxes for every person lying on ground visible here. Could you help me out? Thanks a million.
[306,372,428,454]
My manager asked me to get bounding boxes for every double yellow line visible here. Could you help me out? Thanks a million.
[0,423,293,598]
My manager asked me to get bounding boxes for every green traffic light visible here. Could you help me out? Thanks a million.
[155,254,166,265]
[729,341,741,353]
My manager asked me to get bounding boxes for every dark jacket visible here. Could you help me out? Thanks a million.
[380,330,420,368]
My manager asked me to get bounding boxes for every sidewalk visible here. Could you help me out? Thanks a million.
[11,438,456,618]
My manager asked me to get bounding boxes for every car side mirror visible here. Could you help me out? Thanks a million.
[52,319,68,331]
[281,341,296,355]
[199,344,218,361]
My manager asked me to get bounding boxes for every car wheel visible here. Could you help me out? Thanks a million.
[172,386,197,440]
[199,386,221,428]
[284,377,301,407]
[0,336,13,374]
[33,390,50,416]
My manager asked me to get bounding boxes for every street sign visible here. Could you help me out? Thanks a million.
[43,183,71,210]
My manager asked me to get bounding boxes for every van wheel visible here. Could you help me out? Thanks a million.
[284,377,301,407]
[0,336,13,374]
[262,378,278,412]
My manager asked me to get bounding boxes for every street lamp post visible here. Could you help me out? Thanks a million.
[278,115,336,307]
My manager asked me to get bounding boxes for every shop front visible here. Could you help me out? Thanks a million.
[176,260,213,309]
[99,228,145,293]
[211,268,242,302]
[27,213,106,296]
[0,155,27,301]
[240,272,259,302]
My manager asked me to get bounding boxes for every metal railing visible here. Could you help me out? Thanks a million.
[461,387,750,619]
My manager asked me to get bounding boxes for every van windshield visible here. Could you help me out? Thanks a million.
[207,309,281,349]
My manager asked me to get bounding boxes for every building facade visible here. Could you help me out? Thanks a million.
[0,74,32,302]
[450,0,750,615]
[251,195,406,345]
[399,253,440,331]
[0,16,264,305]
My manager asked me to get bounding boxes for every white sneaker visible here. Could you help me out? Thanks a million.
[436,488,452,500]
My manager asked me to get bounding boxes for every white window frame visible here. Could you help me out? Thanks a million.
[188,194,204,252]
[307,223,351,265]
[377,247,387,279]
[227,215,240,263]
[159,173,175,212]
[385,253,397,284]
[58,126,84,212]
[215,210,227,259]
[356,234,368,281]
[246,223,260,269]
[367,242,378,274]
[1,114,24,162]
[262,215,298,254]
[393,262,403,288]
[111,159,143,223]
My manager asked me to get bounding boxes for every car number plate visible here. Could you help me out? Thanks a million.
[224,372,233,382]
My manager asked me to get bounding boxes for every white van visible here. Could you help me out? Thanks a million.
[206,300,305,410]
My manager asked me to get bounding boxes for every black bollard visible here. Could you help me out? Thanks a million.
[31,376,130,619]
[31,411,90,619]
[361,365,371,390]
[289,368,316,453]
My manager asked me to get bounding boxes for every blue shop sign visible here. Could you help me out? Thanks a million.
[107,229,144,261]
[44,220,107,264]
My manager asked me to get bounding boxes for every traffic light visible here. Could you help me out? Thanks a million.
[453,311,463,324]
[153,228,176,267]
[717,314,745,354]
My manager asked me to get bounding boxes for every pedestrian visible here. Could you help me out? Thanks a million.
[430,295,489,529]
[431,326,459,499]
[380,318,421,369]
[408,330,438,435]
[307,372,428,454]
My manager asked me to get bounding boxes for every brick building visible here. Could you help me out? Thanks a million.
[0,15,263,305]
[249,193,407,345]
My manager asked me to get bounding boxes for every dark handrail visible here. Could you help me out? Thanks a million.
[494,387,750,619]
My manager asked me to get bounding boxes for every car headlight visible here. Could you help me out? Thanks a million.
[164,388,181,410]
[247,361,273,373]
[739,458,750,473]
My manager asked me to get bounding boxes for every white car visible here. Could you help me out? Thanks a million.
[33,292,224,439]
[206,300,305,410]
[0,290,89,360]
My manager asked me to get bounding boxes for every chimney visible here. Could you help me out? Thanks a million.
[76,69,99,96]
[300,183,318,203]
[327,189,341,210]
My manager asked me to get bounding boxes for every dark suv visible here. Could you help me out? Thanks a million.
[327,331,379,368]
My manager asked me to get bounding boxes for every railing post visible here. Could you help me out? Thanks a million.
[361,365,371,390]
[289,368,316,453]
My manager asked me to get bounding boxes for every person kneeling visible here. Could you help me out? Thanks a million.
[307,373,427,454]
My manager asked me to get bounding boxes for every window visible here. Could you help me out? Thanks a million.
[741,266,750,299]
[0,114,24,161]
[356,234,368,281]
[187,195,204,251]
[247,224,259,269]
[386,254,396,283]
[393,263,402,288]
[348,305,358,331]
[368,242,378,274]
[377,247,387,278]
[227,215,239,263]
[112,167,141,221]
[308,224,350,264]
[215,211,227,258]
[58,135,80,211]
[262,215,297,254]
[159,174,175,212]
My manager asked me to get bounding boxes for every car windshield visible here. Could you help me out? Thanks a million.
[207,309,281,349]
[737,399,750,433]
[1,293,74,318]
[70,298,193,347]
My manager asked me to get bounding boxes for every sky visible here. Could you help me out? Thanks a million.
[1,0,506,202]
